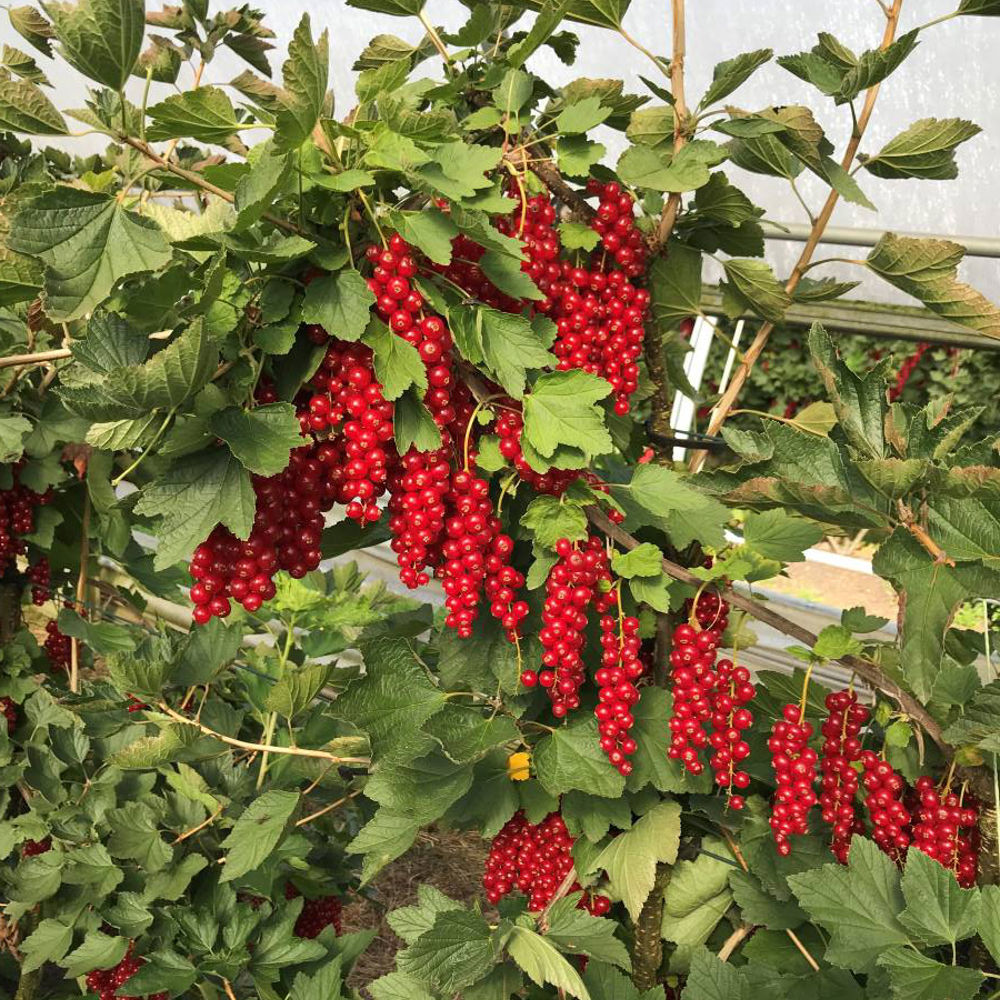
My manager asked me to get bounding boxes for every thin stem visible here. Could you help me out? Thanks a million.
[717,924,753,961]
[688,0,906,471]
[172,805,224,844]
[257,624,296,789]
[417,9,452,65]
[111,406,178,486]
[156,702,370,765]
[653,0,688,251]
[617,25,670,76]
[0,348,72,370]
[788,176,815,225]
[918,10,959,30]
[294,789,362,828]
[69,492,91,695]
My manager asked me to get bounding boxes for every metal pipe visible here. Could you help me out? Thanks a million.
[762,221,1000,259]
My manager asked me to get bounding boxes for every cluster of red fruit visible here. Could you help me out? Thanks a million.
[188,443,330,623]
[819,690,868,863]
[888,341,930,402]
[911,776,979,888]
[861,751,911,862]
[1,696,16,732]
[595,595,643,775]
[84,943,166,1000]
[482,810,610,914]
[27,555,50,605]
[21,836,51,857]
[768,702,819,856]
[667,593,753,810]
[44,617,71,672]
[0,461,51,575]
[286,883,344,938]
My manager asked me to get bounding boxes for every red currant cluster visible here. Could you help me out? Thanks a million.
[911,777,979,887]
[888,341,930,402]
[768,703,819,856]
[667,593,730,775]
[304,339,394,524]
[707,658,755,810]
[1,696,16,732]
[387,448,451,588]
[44,618,71,672]
[595,594,642,776]
[495,192,561,311]
[27,555,50,604]
[860,752,911,863]
[84,943,167,1000]
[482,810,609,914]
[522,536,612,717]
[438,468,526,639]
[21,836,51,857]
[819,691,869,863]
[286,883,344,938]
[0,461,51,574]
[542,262,648,415]
[189,445,333,623]
[586,179,648,279]
[495,409,582,495]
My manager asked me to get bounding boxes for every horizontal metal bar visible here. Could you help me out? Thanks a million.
[762,221,1000,259]
[700,286,1000,351]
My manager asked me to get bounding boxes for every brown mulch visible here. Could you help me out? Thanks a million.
[341,827,490,993]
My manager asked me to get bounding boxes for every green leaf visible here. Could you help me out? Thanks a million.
[508,0,572,67]
[809,322,886,458]
[220,789,299,882]
[777,50,848,97]
[583,962,660,1000]
[289,958,346,1000]
[728,870,806,930]
[699,48,772,108]
[611,543,663,579]
[787,836,910,971]
[369,972,435,1000]
[312,168,376,192]
[899,845,981,948]
[534,717,626,799]
[106,803,172,871]
[680,946,748,1000]
[47,0,143,88]
[366,752,474,828]
[722,258,790,323]
[866,233,1000,338]
[361,318,427,401]
[10,188,172,321]
[0,77,66,134]
[301,269,376,342]
[521,495,589,549]
[274,14,330,151]
[265,662,333,720]
[234,143,293,231]
[398,910,495,993]
[146,86,240,142]
[479,251,544,302]
[626,105,674,147]
[133,448,255,570]
[941,679,1000,751]
[873,531,1000,700]
[792,276,860,303]
[589,800,681,921]
[612,464,729,549]
[862,117,981,180]
[522,370,612,460]
[394,388,442,453]
[20,918,73,973]
[958,0,1000,12]
[617,141,726,193]
[334,636,446,763]
[210,403,303,476]
[557,96,611,134]
[346,0,425,16]
[416,142,502,200]
[72,310,150,373]
[837,31,919,104]
[876,947,983,1000]
[743,510,823,563]
[388,207,458,266]
[504,925,588,999]
[58,608,136,655]
[0,414,31,463]
[59,931,130,978]
[349,808,423,884]
[388,885,463,946]
[727,131,802,180]
[981,885,1000,965]
[0,248,43,305]
[649,242,703,329]
[558,222,602,252]
[8,6,54,57]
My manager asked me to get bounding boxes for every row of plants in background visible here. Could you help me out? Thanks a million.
[2,0,1000,998]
